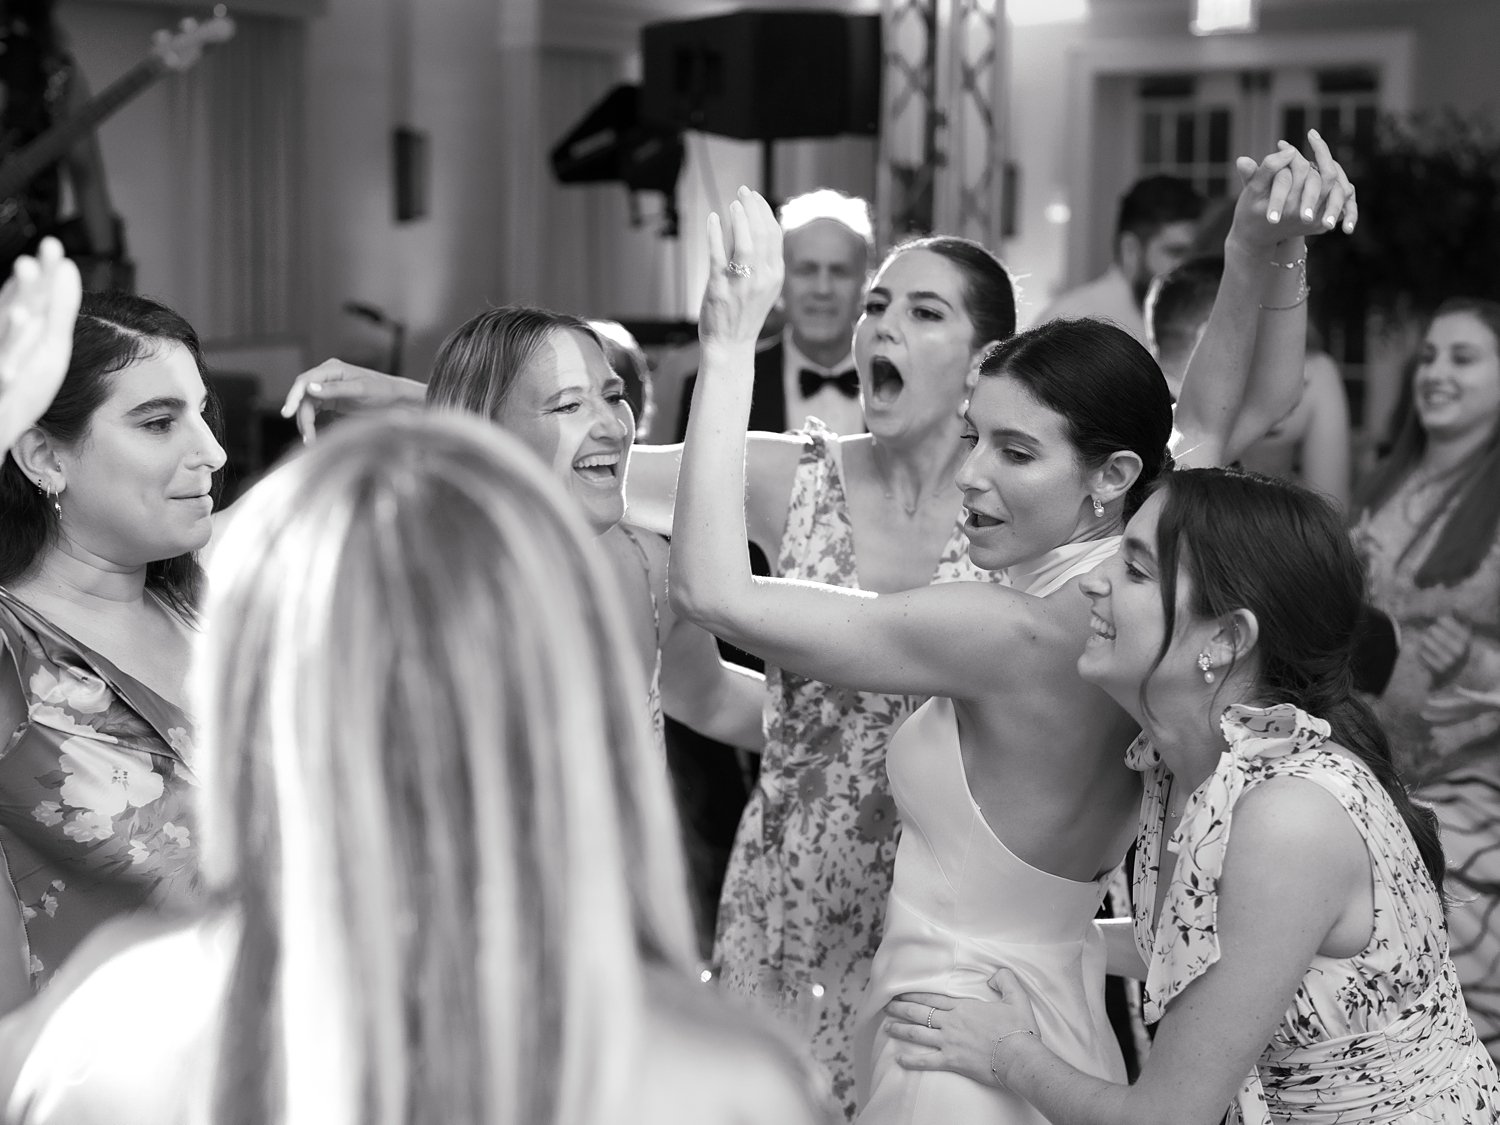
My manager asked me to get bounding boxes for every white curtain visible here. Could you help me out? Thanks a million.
[166,14,305,341]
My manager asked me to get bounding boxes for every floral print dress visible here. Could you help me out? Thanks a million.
[1353,477,1500,1061]
[1129,703,1500,1123]
[711,421,1001,1119]
[0,587,200,990]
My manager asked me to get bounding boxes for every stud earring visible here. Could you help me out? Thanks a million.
[1092,496,1105,518]
[1196,650,1215,684]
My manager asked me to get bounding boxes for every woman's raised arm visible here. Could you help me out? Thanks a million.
[1175,131,1356,469]
[669,188,1066,701]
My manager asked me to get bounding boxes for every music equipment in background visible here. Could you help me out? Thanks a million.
[551,84,685,237]
[640,10,881,141]
[0,9,236,281]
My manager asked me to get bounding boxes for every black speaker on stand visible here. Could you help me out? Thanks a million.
[641,8,881,198]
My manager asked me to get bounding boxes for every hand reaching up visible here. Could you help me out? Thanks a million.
[279,359,426,444]
[698,186,785,354]
[0,238,82,455]
[1230,129,1357,255]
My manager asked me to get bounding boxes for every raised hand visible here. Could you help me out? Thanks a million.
[278,358,426,444]
[699,186,784,354]
[1230,128,1357,254]
[0,238,83,454]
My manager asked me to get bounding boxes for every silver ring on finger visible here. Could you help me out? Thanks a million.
[926,1005,937,1029]
[724,261,753,278]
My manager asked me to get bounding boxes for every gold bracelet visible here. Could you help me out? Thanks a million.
[989,1028,1037,1085]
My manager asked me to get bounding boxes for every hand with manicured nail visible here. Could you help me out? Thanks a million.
[1228,129,1357,253]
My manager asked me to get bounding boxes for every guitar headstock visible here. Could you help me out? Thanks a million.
[150,8,237,72]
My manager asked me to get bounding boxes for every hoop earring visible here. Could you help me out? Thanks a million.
[1196,650,1215,684]
[36,477,61,519]
[1092,496,1105,518]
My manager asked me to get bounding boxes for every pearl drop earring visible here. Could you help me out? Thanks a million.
[1196,650,1215,684]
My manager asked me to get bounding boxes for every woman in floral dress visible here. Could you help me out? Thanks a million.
[0,291,223,1003]
[888,470,1499,1122]
[1351,297,1500,1062]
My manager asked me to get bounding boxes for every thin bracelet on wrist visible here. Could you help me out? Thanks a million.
[989,1028,1037,1085]
[1261,256,1310,311]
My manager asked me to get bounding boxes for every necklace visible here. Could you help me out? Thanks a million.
[869,445,960,517]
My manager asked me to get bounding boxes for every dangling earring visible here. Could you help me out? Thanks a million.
[1196,650,1215,684]
[1092,496,1105,518]
[36,477,60,518]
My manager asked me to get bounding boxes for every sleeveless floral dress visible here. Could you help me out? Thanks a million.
[1129,703,1500,1122]
[1353,478,1500,1060]
[0,588,200,991]
[712,421,1001,1119]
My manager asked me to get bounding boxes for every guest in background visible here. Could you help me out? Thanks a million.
[0,289,223,1008]
[1035,174,1204,346]
[1352,296,1500,1062]
[0,413,831,1125]
[1146,254,1353,507]
[675,188,872,440]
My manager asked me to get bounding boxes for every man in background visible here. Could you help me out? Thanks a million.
[676,187,870,439]
[1037,173,1203,345]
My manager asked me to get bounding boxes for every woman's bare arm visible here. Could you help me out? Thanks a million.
[670,188,1078,702]
[1176,131,1356,469]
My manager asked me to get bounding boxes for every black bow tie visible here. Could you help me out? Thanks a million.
[799,367,860,400]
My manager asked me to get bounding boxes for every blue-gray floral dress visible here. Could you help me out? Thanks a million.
[0,587,200,990]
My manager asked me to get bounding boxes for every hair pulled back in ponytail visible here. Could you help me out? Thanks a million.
[978,318,1175,518]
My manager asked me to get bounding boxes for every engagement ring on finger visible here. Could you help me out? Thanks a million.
[724,261,753,278]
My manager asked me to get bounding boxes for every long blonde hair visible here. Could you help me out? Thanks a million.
[197,412,695,1125]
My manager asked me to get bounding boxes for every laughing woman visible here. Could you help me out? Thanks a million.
[671,134,1352,1125]
[423,306,765,753]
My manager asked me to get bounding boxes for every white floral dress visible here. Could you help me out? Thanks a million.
[0,588,200,990]
[712,420,1002,1120]
[1129,702,1500,1122]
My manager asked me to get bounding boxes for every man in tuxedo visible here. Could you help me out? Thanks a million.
[677,188,870,438]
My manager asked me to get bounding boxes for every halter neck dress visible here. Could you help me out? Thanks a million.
[712,421,1002,1119]
[855,536,1127,1124]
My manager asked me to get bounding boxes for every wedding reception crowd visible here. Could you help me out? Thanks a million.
[0,128,1495,1125]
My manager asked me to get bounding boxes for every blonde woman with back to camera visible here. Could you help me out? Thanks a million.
[0,413,830,1125]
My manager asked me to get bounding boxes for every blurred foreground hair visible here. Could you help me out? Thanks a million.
[199,412,695,1125]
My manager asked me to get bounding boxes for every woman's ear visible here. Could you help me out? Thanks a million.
[964,340,998,392]
[9,428,62,491]
[1208,608,1259,667]
[1091,450,1144,507]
